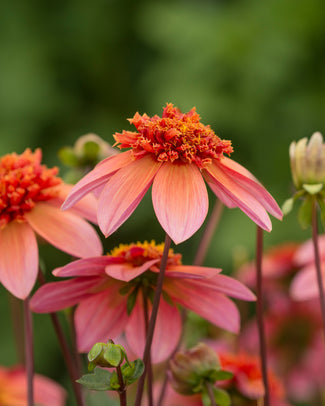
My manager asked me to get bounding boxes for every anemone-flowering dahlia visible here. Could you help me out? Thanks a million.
[0,148,102,299]
[30,240,255,363]
[0,365,66,406]
[62,104,282,244]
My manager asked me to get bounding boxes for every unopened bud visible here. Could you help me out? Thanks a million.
[87,342,125,371]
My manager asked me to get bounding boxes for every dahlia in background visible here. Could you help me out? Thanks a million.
[30,240,255,363]
[0,148,102,299]
[62,103,282,244]
[0,365,66,406]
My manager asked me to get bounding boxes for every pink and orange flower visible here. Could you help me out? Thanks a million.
[0,365,66,406]
[62,104,282,244]
[30,240,255,363]
[0,148,102,299]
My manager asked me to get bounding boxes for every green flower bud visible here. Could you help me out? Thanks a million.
[290,132,325,190]
[168,343,221,395]
[87,342,125,371]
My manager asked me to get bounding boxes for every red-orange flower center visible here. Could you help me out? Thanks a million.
[113,103,233,168]
[0,148,62,228]
[109,240,182,268]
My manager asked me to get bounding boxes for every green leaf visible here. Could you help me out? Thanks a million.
[209,369,233,381]
[302,183,323,195]
[212,387,231,406]
[282,198,294,216]
[127,288,139,315]
[77,368,114,391]
[317,198,325,227]
[88,343,104,362]
[103,343,123,367]
[298,197,313,229]
[122,359,144,385]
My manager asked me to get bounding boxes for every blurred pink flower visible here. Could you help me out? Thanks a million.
[290,235,325,300]
[62,103,282,244]
[0,148,102,299]
[0,365,66,406]
[30,240,255,363]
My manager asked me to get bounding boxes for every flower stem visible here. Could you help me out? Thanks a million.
[142,290,154,406]
[255,226,270,406]
[311,200,325,335]
[193,199,223,266]
[135,233,172,406]
[37,271,85,406]
[116,365,127,406]
[8,293,25,364]
[205,382,216,406]
[23,296,34,406]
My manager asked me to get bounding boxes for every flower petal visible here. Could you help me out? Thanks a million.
[0,221,38,299]
[75,289,128,352]
[97,155,161,236]
[204,162,272,231]
[53,256,120,277]
[220,157,282,220]
[25,202,102,258]
[152,162,208,244]
[290,265,320,300]
[62,151,133,210]
[49,183,99,224]
[161,265,221,279]
[165,279,240,333]
[125,296,182,363]
[30,277,101,312]
[105,258,160,282]
[294,235,325,266]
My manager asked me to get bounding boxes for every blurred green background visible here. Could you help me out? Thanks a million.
[1,0,325,403]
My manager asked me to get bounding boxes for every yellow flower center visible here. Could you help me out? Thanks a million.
[0,148,62,228]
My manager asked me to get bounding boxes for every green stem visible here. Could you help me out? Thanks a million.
[193,199,223,266]
[255,226,270,406]
[311,199,325,335]
[134,233,172,406]
[23,296,34,406]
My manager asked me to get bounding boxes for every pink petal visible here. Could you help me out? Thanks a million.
[49,183,99,224]
[152,162,208,244]
[182,274,256,301]
[25,202,102,258]
[105,258,160,282]
[294,235,325,266]
[125,296,182,363]
[220,157,282,220]
[97,155,161,236]
[165,279,240,333]
[62,151,133,210]
[53,256,121,277]
[75,289,128,352]
[0,221,38,299]
[204,162,272,232]
[290,265,321,300]
[30,277,101,312]
[162,265,221,279]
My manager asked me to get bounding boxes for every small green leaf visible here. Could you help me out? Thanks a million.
[103,343,123,367]
[88,343,104,362]
[317,198,325,227]
[298,197,313,229]
[209,369,233,382]
[77,368,113,391]
[282,198,294,216]
[212,387,231,406]
[119,284,134,296]
[302,183,323,195]
[122,359,144,385]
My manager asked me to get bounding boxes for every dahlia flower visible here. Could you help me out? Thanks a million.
[0,148,102,299]
[62,104,282,244]
[30,240,255,363]
[0,365,66,406]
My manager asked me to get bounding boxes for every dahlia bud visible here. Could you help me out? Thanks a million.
[168,343,221,395]
[87,342,125,371]
[290,132,325,192]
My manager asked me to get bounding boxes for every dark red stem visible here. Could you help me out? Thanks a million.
[23,297,34,406]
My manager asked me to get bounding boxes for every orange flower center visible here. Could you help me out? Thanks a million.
[113,103,233,168]
[109,240,182,268]
[0,148,62,228]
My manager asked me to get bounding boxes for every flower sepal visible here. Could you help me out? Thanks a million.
[201,386,231,406]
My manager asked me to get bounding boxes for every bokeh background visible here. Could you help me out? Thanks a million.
[1,0,325,404]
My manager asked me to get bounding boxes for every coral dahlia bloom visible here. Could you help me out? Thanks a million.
[0,365,66,406]
[0,148,102,299]
[30,240,255,363]
[62,104,282,244]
